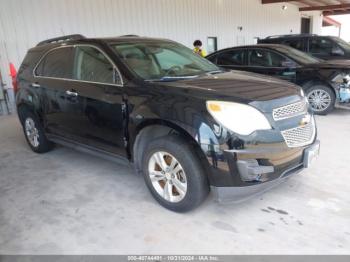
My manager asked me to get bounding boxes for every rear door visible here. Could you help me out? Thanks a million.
[34,44,126,157]
[245,48,297,82]
[33,46,76,136]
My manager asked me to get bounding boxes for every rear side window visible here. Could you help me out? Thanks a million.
[18,50,42,75]
[73,46,116,84]
[217,50,245,65]
[35,47,73,78]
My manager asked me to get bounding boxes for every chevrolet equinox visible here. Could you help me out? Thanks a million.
[16,35,320,212]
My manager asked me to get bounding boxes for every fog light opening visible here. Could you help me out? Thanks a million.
[237,159,274,182]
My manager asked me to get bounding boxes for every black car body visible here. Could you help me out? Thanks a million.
[16,35,320,212]
[207,44,350,115]
[258,34,350,61]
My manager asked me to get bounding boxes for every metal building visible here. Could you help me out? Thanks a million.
[0,0,322,109]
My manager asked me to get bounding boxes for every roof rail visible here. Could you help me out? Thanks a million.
[120,34,139,37]
[266,33,317,39]
[36,34,85,46]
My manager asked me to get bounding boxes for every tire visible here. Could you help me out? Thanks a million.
[19,109,53,153]
[141,135,209,212]
[306,85,335,115]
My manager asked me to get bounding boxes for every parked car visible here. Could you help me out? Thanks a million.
[16,35,320,212]
[206,44,350,115]
[258,34,350,60]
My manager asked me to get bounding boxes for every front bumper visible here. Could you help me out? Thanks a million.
[211,139,320,203]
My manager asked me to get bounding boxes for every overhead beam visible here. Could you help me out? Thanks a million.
[323,9,350,16]
[299,4,350,11]
[262,0,297,4]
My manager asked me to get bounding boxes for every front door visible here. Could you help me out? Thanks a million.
[308,37,344,60]
[67,45,126,156]
[213,49,246,71]
[245,48,297,83]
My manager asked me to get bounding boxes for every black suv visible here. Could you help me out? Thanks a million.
[258,34,350,60]
[16,35,320,212]
[207,44,350,115]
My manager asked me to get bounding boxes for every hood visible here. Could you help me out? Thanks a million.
[153,70,300,102]
[306,59,350,70]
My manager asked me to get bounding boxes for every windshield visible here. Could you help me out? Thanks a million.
[330,36,350,52]
[273,45,321,64]
[112,41,220,81]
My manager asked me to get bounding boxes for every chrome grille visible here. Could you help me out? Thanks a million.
[281,119,315,148]
[273,101,307,121]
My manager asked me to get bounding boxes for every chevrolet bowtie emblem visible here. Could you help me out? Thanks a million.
[300,114,311,127]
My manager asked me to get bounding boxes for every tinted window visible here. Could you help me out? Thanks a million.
[206,54,217,63]
[273,45,320,64]
[217,50,245,65]
[36,47,73,78]
[283,39,303,51]
[309,38,333,55]
[330,36,350,52]
[248,49,294,67]
[74,46,115,84]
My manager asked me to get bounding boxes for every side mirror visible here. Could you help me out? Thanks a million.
[331,46,345,56]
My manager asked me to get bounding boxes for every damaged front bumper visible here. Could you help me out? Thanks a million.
[211,139,320,203]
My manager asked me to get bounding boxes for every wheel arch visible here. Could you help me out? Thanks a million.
[301,79,336,96]
[131,119,211,181]
[17,102,43,124]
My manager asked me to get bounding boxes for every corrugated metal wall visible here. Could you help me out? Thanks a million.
[0,0,321,106]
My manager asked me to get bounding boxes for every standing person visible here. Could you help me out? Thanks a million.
[193,40,207,57]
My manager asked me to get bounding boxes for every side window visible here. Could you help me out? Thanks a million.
[248,49,294,67]
[217,50,245,66]
[283,39,303,51]
[206,55,217,64]
[35,47,73,78]
[73,46,117,84]
[309,38,333,55]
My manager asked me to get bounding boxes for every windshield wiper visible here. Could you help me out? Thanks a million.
[205,70,223,75]
[145,75,199,82]
[145,71,223,82]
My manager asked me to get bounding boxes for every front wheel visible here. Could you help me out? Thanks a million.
[142,135,209,212]
[306,85,335,115]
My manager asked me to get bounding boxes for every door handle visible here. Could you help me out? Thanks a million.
[65,90,78,97]
[31,83,41,88]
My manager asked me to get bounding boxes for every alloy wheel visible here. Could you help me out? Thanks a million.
[148,151,187,203]
[307,89,332,112]
[25,117,40,147]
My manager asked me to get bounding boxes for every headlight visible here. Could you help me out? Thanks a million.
[300,89,305,97]
[332,73,349,84]
[206,101,272,135]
